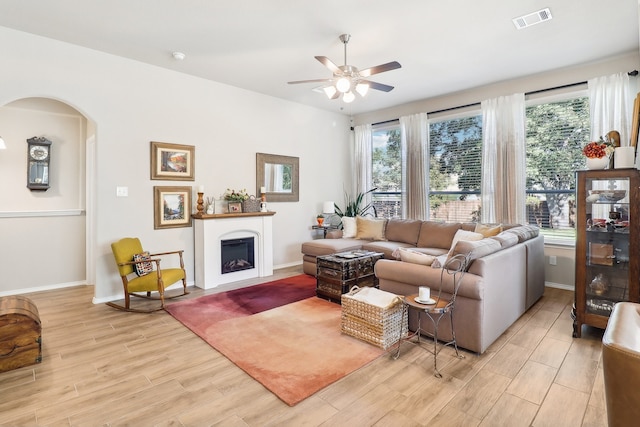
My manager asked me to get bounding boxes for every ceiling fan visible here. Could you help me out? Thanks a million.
[288,34,401,103]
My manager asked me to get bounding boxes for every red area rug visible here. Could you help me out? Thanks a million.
[164,274,317,335]
[165,275,384,406]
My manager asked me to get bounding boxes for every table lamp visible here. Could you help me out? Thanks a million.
[323,201,335,225]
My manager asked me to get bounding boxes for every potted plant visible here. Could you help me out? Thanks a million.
[334,188,378,227]
[316,214,324,226]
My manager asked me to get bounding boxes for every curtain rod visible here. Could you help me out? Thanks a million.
[371,69,639,126]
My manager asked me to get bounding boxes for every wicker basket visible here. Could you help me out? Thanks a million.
[341,286,407,349]
[242,198,261,213]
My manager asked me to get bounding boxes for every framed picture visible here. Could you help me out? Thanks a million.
[154,186,192,229]
[150,141,195,181]
[228,202,243,213]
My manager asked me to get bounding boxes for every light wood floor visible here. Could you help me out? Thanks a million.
[0,266,607,426]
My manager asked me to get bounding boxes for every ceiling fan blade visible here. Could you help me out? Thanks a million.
[359,61,401,78]
[288,78,333,85]
[362,80,395,92]
[315,56,342,74]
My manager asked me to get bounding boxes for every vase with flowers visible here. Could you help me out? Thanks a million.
[583,138,615,170]
[223,188,250,213]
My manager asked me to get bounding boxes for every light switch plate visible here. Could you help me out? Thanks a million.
[116,186,128,197]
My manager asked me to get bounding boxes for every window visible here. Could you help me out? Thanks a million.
[429,114,483,222]
[525,94,590,242]
[371,122,402,218]
[368,91,590,236]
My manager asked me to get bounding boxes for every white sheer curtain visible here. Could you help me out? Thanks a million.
[353,124,372,208]
[481,93,526,224]
[400,113,428,219]
[588,72,633,145]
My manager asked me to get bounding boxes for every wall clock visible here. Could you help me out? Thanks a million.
[26,136,52,191]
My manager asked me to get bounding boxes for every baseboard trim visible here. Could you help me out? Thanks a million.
[0,280,87,297]
[274,260,303,270]
[545,281,574,291]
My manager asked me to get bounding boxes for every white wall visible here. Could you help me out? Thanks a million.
[0,26,352,301]
[354,51,640,126]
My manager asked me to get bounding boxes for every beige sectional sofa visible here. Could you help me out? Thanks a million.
[301,218,545,354]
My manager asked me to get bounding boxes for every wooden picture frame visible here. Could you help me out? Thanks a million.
[154,186,192,229]
[150,141,195,181]
[228,201,243,213]
[256,152,299,202]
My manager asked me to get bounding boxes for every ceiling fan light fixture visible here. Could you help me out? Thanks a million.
[323,86,337,99]
[336,77,351,93]
[342,91,355,103]
[355,83,369,97]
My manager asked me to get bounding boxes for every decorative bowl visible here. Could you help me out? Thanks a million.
[588,190,627,202]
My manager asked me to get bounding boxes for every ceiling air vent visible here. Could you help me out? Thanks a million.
[513,8,552,30]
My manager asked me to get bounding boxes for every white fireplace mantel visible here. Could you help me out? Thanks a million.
[194,212,275,289]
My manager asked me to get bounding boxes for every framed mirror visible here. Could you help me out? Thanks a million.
[256,153,299,202]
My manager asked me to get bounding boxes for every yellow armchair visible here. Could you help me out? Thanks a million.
[109,237,188,312]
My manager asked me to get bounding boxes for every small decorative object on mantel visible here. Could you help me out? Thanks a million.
[260,186,268,212]
[317,214,325,226]
[242,195,261,213]
[223,188,259,213]
[206,197,215,214]
[583,138,614,170]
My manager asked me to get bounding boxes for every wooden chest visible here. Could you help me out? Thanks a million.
[0,295,42,373]
[316,251,384,303]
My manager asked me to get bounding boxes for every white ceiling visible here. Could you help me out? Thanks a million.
[0,0,637,116]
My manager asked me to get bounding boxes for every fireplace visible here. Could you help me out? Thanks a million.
[221,237,255,274]
[194,212,274,289]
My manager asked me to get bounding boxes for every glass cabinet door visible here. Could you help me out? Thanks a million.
[583,176,630,317]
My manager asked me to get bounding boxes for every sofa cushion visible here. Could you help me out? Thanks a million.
[404,247,449,257]
[490,231,519,248]
[504,225,539,242]
[475,223,503,237]
[461,222,477,231]
[301,238,363,257]
[342,217,357,238]
[385,219,423,245]
[416,221,463,249]
[450,238,502,263]
[355,216,387,240]
[395,247,436,266]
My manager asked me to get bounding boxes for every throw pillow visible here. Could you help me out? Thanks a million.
[474,223,503,238]
[341,216,357,238]
[447,229,484,256]
[397,247,436,266]
[133,251,153,276]
[355,216,387,241]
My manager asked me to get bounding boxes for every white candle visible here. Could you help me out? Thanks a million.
[419,286,430,301]
[260,186,266,194]
[198,185,205,193]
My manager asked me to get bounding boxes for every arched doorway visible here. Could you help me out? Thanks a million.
[0,97,96,294]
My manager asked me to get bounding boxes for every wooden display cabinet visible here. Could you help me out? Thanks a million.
[573,169,640,337]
